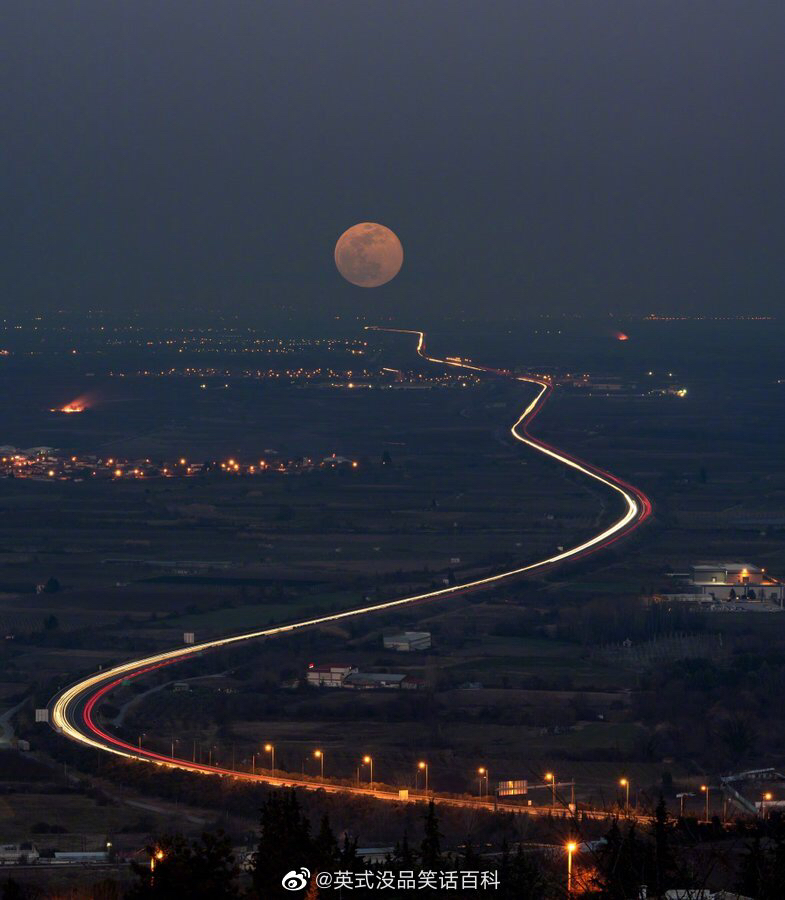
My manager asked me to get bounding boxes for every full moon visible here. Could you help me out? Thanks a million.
[334,222,403,287]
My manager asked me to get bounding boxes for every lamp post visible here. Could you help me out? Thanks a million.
[252,753,256,776]
[170,737,178,759]
[363,755,374,789]
[763,791,773,819]
[566,841,577,896]
[150,848,164,887]
[545,772,556,807]
[418,761,429,795]
[138,733,145,750]
[314,749,324,780]
[677,792,694,817]
[701,785,710,823]
[620,777,630,812]
[478,767,489,799]
[265,743,275,774]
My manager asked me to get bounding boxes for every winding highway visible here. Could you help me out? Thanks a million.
[49,328,652,811]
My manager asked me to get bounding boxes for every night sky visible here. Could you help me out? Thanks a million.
[3,2,784,321]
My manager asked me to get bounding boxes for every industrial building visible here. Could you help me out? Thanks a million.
[344,672,419,690]
[305,663,419,690]
[305,664,356,687]
[0,843,39,864]
[383,631,432,652]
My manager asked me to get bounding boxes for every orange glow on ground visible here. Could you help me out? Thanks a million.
[52,395,91,414]
[614,331,629,341]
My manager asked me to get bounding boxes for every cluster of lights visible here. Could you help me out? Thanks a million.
[116,366,376,381]
[2,451,362,481]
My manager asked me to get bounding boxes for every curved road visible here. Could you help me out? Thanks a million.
[50,328,652,812]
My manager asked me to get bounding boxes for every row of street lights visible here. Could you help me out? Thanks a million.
[142,732,574,805]
[258,748,436,796]
[143,736,780,823]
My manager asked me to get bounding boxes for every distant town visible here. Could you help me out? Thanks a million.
[0,447,363,482]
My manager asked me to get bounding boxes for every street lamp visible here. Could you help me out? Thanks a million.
[478,767,489,799]
[314,749,324,779]
[701,785,710,823]
[619,777,630,812]
[138,733,145,750]
[545,772,556,807]
[677,792,694,817]
[265,743,275,774]
[170,737,178,759]
[363,755,374,789]
[763,791,773,819]
[566,841,577,896]
[150,847,164,884]
[418,761,429,794]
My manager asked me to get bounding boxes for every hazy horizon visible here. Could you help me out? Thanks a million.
[3,1,785,321]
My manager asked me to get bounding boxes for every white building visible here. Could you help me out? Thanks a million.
[0,843,39,864]
[665,562,784,604]
[306,664,356,688]
[690,562,784,602]
[383,631,432,652]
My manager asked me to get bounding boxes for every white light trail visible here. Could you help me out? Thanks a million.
[51,328,651,788]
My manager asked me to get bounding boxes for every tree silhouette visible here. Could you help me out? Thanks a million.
[591,819,648,899]
[252,791,312,899]
[506,844,548,899]
[420,800,443,868]
[312,814,340,873]
[650,796,679,896]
